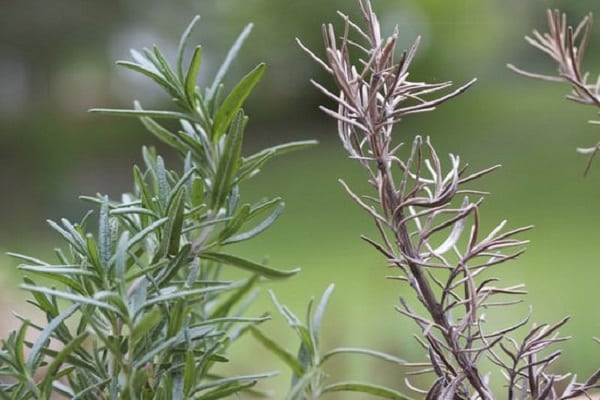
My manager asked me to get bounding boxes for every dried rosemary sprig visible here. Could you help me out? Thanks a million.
[508,9,600,175]
[302,1,599,399]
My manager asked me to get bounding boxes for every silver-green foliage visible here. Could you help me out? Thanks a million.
[251,284,411,400]
[0,16,315,399]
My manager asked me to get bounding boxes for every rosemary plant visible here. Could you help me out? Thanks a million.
[251,284,410,400]
[0,16,316,399]
[2,3,599,400]
[300,1,599,399]
[0,10,422,400]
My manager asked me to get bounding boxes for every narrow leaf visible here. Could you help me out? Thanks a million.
[193,372,276,394]
[133,334,180,368]
[113,231,130,285]
[131,308,163,345]
[85,234,102,276]
[195,381,258,400]
[168,188,186,256]
[321,347,406,366]
[133,165,153,211]
[322,381,413,399]
[212,64,264,141]
[89,108,195,122]
[17,265,90,293]
[46,219,85,254]
[6,252,50,266]
[138,284,235,313]
[250,326,304,377]
[219,204,250,242]
[177,15,201,80]
[38,333,89,395]
[185,45,203,103]
[223,202,284,245]
[116,61,171,89]
[137,104,186,151]
[190,177,204,207]
[312,284,335,349]
[98,196,111,269]
[27,304,80,370]
[209,23,253,98]
[202,252,300,279]
[22,277,55,315]
[210,275,259,319]
[237,140,318,183]
[127,217,169,249]
[151,45,183,95]
[155,155,169,209]
[20,285,121,315]
[211,110,245,208]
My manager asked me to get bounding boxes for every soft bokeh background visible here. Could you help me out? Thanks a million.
[1,0,599,397]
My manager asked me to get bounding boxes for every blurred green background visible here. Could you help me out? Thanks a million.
[1,0,599,397]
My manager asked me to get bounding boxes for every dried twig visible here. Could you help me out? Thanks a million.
[508,9,600,175]
[303,1,599,399]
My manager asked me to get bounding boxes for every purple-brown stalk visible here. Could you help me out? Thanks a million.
[301,1,600,399]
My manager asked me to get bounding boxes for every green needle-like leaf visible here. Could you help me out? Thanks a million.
[167,187,186,256]
[322,382,414,399]
[208,23,253,99]
[27,304,79,370]
[46,219,86,255]
[98,197,111,270]
[126,217,169,249]
[17,265,91,293]
[151,45,184,96]
[133,165,153,210]
[20,285,122,315]
[182,350,196,397]
[321,347,406,366]
[250,327,304,377]
[85,233,103,276]
[218,203,250,241]
[138,284,235,314]
[89,108,196,122]
[311,283,335,349]
[136,103,187,152]
[155,155,170,210]
[185,45,203,104]
[223,202,284,245]
[116,61,171,90]
[131,307,163,345]
[236,140,318,184]
[38,333,89,397]
[201,252,300,279]
[177,15,201,81]
[212,64,264,142]
[210,275,259,319]
[211,110,245,208]
[192,372,276,398]
[190,177,204,207]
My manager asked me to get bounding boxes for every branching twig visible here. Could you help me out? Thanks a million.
[303,1,599,399]
[508,9,600,175]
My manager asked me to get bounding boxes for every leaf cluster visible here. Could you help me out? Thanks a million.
[0,11,411,400]
[252,284,411,399]
[0,15,314,399]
